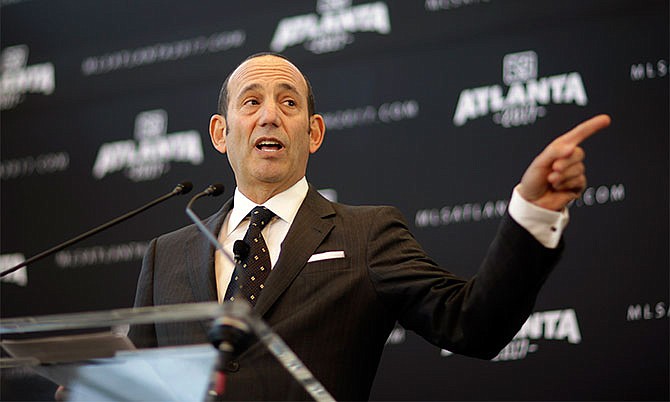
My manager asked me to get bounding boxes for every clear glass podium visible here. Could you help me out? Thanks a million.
[0,301,335,402]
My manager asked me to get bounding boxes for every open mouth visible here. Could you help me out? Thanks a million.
[255,140,284,152]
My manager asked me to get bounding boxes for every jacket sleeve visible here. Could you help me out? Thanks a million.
[127,238,158,349]
[366,206,563,359]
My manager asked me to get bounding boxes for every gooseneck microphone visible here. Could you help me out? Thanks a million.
[184,183,226,254]
[0,181,193,278]
[184,183,242,401]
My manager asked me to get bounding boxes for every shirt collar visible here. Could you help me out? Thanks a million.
[226,177,309,236]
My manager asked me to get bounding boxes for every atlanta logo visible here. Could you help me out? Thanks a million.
[453,50,589,128]
[270,0,391,54]
[0,44,55,110]
[92,109,203,182]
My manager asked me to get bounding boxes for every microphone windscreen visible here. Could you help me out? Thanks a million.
[176,181,193,194]
[233,240,250,259]
[207,183,225,196]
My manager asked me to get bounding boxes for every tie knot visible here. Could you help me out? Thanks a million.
[249,206,275,230]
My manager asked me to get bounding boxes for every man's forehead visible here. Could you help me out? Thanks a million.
[228,55,307,94]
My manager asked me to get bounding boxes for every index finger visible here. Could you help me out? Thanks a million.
[558,114,611,146]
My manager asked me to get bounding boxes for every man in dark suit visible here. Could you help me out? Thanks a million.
[128,53,611,400]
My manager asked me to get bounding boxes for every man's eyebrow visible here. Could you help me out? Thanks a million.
[237,83,262,97]
[277,82,299,94]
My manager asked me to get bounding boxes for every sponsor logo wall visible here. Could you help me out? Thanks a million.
[1,1,667,400]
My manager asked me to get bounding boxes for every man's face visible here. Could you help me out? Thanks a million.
[210,55,324,200]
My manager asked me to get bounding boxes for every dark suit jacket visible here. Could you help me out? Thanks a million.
[129,186,562,401]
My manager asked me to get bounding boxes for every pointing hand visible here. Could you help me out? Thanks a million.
[518,114,611,211]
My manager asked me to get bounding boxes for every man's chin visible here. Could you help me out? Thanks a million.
[251,171,298,188]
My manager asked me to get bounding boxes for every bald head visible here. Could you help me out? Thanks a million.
[217,53,316,119]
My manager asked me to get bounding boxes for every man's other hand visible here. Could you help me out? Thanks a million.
[518,114,611,211]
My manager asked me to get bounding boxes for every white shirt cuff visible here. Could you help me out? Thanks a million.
[508,185,569,249]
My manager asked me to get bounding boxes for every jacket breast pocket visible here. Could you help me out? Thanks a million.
[302,256,351,273]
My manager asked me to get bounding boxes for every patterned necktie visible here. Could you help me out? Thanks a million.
[224,206,275,306]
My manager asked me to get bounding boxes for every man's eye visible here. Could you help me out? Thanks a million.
[244,99,259,106]
[284,100,296,107]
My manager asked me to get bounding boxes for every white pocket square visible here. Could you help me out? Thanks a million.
[307,251,345,263]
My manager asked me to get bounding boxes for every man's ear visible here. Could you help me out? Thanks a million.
[209,114,227,154]
[308,114,326,154]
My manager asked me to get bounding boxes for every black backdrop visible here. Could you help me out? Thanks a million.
[1,0,668,400]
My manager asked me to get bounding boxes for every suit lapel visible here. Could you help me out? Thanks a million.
[185,198,233,303]
[254,187,335,317]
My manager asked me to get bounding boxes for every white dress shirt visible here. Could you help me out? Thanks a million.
[214,177,569,302]
[215,177,309,302]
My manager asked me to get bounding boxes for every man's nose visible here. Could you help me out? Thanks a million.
[258,101,281,126]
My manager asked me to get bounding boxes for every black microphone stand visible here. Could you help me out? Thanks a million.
[0,181,193,278]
